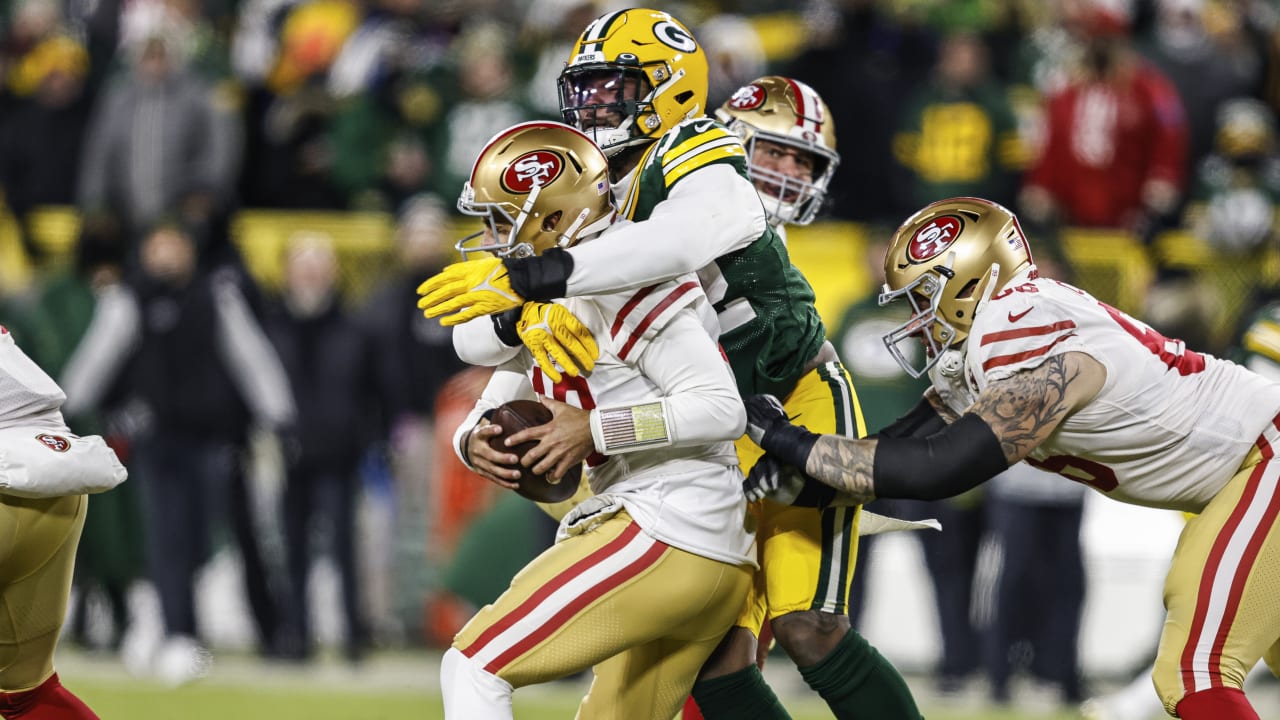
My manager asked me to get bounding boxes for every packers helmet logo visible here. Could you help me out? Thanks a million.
[728,83,766,111]
[36,433,70,453]
[502,150,565,193]
[653,20,696,53]
[907,215,963,263]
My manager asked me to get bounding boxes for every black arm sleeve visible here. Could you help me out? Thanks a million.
[870,395,948,440]
[505,247,574,302]
[872,414,1009,500]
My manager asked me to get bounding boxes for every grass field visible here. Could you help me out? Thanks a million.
[57,648,1090,720]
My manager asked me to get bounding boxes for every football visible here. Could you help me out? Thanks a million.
[487,399,581,503]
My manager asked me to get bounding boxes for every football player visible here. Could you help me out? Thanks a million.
[0,327,126,720]
[745,196,1280,720]
[441,121,754,720]
[419,10,921,720]
[714,75,838,231]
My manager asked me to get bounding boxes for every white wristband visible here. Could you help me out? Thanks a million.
[590,401,673,455]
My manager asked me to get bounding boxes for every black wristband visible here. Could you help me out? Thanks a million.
[491,308,522,347]
[872,414,1008,500]
[760,421,821,472]
[504,247,574,302]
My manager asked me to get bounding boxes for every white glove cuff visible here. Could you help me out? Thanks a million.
[590,400,673,455]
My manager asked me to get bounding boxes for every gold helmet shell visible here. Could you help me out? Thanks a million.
[879,197,1034,377]
[558,8,709,156]
[457,121,615,260]
[715,76,839,226]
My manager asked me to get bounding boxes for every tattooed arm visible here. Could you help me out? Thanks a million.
[965,351,1105,465]
[747,352,1106,504]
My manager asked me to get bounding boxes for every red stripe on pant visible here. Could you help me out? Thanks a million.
[484,538,668,674]
[461,522,643,659]
[1180,427,1280,694]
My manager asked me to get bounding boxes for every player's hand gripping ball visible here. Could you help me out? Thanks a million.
[487,400,581,503]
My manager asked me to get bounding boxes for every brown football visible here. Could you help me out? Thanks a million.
[487,399,581,503]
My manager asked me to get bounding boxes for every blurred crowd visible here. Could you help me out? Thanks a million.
[2,0,1280,694]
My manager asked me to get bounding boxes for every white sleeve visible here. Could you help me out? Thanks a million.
[60,285,141,417]
[453,316,522,367]
[451,358,535,469]
[564,163,767,295]
[212,279,297,428]
[620,307,745,448]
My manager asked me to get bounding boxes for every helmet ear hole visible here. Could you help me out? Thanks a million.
[542,210,564,232]
[955,278,981,300]
[674,90,694,103]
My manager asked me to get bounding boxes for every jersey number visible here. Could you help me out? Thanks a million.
[533,369,608,467]
[1099,302,1206,375]
[1024,454,1119,492]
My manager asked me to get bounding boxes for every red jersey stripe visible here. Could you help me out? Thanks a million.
[611,285,659,338]
[461,522,643,658]
[980,320,1078,346]
[484,537,669,674]
[618,282,699,361]
[982,332,1076,371]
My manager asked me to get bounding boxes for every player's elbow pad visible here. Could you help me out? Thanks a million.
[872,414,1009,500]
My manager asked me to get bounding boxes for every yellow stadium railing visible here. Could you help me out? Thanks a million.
[2,207,1274,337]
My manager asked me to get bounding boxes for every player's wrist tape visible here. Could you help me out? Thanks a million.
[590,401,673,455]
[505,247,573,302]
[872,413,1008,500]
[758,422,820,472]
[491,308,522,347]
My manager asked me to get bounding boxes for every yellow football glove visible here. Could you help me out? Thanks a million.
[416,257,525,326]
[517,302,599,384]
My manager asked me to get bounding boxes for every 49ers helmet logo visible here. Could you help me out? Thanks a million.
[501,151,565,193]
[36,433,70,452]
[907,215,964,263]
[728,83,766,111]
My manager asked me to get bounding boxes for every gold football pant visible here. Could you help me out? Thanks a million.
[1153,416,1280,715]
[736,360,866,634]
[0,494,87,692]
[447,510,751,719]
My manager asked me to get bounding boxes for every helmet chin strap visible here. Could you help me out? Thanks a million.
[972,262,1003,319]
[565,209,616,246]
[502,183,544,257]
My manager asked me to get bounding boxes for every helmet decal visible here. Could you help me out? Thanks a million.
[728,83,766,111]
[653,20,696,52]
[907,215,964,263]
[501,150,565,193]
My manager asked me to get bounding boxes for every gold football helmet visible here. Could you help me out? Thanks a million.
[714,76,839,226]
[456,121,615,260]
[558,8,709,156]
[879,197,1034,377]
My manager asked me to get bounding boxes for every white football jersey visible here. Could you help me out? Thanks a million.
[930,272,1280,513]
[0,327,67,431]
[458,276,754,567]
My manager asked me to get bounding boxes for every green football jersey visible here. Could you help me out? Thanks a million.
[619,118,826,398]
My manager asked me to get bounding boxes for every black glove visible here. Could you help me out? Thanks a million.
[744,454,803,503]
[744,454,838,507]
[743,394,820,471]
